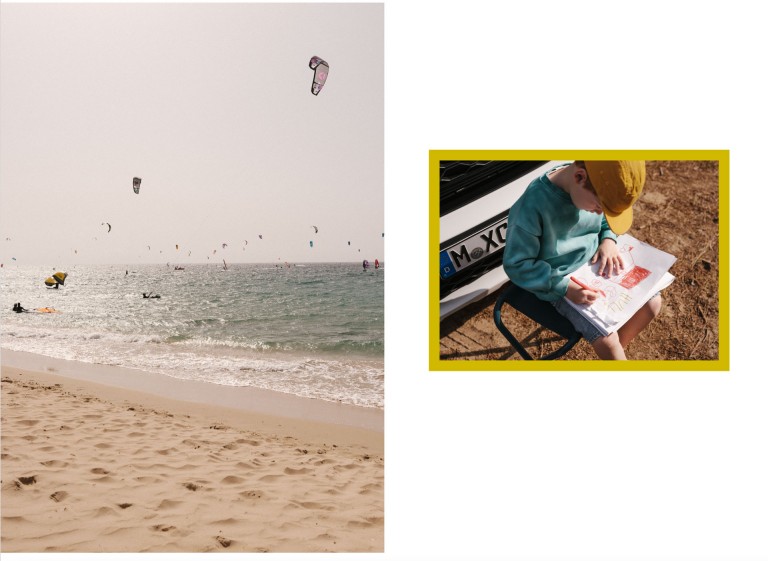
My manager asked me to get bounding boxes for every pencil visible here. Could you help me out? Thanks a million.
[569,276,606,298]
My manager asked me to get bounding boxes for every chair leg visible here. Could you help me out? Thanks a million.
[494,295,582,360]
[493,302,534,360]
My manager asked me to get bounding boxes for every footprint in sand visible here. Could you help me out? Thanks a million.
[90,468,110,475]
[157,499,183,510]
[40,460,69,468]
[18,419,40,426]
[359,482,383,495]
[221,475,246,484]
[215,536,233,548]
[284,467,311,475]
[258,474,282,482]
[95,506,119,517]
[155,448,178,456]
[17,475,37,485]
[49,490,68,502]
[238,489,267,500]
[295,501,335,511]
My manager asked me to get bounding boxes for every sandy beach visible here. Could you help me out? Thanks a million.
[0,351,383,553]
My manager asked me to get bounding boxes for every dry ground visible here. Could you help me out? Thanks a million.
[439,160,721,361]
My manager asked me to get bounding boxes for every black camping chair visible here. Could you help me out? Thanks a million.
[493,282,582,360]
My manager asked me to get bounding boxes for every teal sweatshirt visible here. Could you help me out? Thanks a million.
[502,167,617,301]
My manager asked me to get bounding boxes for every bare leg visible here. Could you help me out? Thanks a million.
[591,332,627,360]
[590,295,662,360]
[618,295,662,349]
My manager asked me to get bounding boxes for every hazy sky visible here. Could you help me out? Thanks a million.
[0,3,383,265]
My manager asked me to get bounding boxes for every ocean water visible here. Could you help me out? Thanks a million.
[1,263,383,408]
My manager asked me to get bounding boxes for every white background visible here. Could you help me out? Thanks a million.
[4,1,767,560]
[385,1,765,560]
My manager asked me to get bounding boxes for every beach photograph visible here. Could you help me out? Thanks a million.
[1,3,383,553]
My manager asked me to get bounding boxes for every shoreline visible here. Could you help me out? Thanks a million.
[1,350,383,552]
[1,349,383,439]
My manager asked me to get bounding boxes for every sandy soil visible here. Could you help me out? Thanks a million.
[1,364,383,553]
[440,160,721,361]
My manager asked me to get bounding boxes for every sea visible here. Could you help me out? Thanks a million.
[1,263,384,408]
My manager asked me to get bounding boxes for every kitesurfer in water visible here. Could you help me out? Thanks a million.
[12,302,28,313]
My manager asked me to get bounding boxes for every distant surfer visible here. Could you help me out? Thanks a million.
[142,292,160,299]
[12,302,28,313]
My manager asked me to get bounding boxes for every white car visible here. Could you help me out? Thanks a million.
[439,160,569,320]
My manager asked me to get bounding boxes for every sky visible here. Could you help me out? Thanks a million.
[0,3,383,265]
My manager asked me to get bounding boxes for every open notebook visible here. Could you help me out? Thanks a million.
[564,234,677,336]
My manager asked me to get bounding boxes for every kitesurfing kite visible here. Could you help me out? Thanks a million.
[44,271,68,288]
[133,177,141,194]
[102,222,111,233]
[311,225,318,234]
[308,56,329,95]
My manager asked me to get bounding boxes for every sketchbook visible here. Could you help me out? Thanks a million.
[564,234,677,336]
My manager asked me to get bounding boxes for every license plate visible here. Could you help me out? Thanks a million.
[440,217,507,279]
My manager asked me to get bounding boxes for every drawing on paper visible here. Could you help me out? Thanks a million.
[565,234,677,335]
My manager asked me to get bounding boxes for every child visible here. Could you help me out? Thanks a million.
[502,160,661,360]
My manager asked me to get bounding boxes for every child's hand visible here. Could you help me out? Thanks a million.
[591,239,624,277]
[566,281,599,305]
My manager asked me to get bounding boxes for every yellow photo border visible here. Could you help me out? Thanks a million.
[429,150,729,371]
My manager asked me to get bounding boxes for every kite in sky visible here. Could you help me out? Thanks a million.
[102,222,111,233]
[133,177,141,194]
[308,56,329,95]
